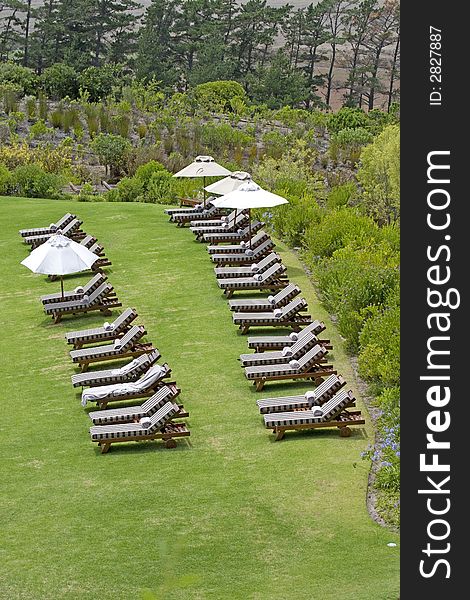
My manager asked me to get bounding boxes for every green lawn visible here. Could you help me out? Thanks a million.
[0,197,399,599]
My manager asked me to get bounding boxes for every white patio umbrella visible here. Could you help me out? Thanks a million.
[21,233,99,298]
[173,155,231,205]
[204,171,254,195]
[211,181,289,247]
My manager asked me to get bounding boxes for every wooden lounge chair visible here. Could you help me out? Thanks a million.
[264,389,364,440]
[214,252,281,279]
[233,297,312,334]
[202,221,264,244]
[256,374,347,414]
[229,283,300,312]
[88,385,183,424]
[65,307,138,348]
[71,351,160,388]
[247,320,329,352]
[191,212,249,239]
[217,263,288,298]
[189,209,240,229]
[207,231,270,255]
[70,325,153,372]
[165,199,214,215]
[25,218,85,248]
[19,213,76,238]
[44,282,121,324]
[81,363,175,409]
[90,401,190,453]
[210,237,276,265]
[240,331,319,367]
[170,203,222,225]
[245,344,336,391]
[41,273,107,305]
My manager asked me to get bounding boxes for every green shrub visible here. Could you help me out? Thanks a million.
[13,164,63,198]
[326,182,357,210]
[1,83,21,114]
[329,127,374,163]
[0,63,38,95]
[146,170,176,204]
[91,133,131,177]
[30,119,53,139]
[303,208,379,259]
[193,80,247,113]
[262,131,289,159]
[78,65,120,102]
[25,96,36,120]
[358,304,400,388]
[327,107,369,134]
[107,176,143,202]
[0,163,13,194]
[270,194,322,246]
[134,160,166,189]
[41,63,78,99]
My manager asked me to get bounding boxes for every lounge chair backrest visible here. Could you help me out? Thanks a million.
[255,252,279,270]
[83,273,106,294]
[289,331,317,358]
[310,374,344,404]
[253,237,273,254]
[86,282,113,305]
[60,218,81,235]
[147,402,180,432]
[249,231,267,247]
[112,308,138,330]
[281,297,307,319]
[141,386,173,412]
[319,389,355,421]
[273,284,300,306]
[56,213,75,228]
[260,262,286,282]
[118,325,145,351]
[299,320,325,338]
[298,344,327,370]
[80,235,95,248]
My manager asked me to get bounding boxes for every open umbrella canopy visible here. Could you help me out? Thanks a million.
[204,171,254,195]
[21,233,98,275]
[211,181,289,209]
[173,156,231,179]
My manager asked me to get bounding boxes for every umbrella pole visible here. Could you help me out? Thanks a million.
[203,176,207,207]
[60,275,64,299]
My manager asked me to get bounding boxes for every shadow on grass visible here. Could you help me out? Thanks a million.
[92,438,193,456]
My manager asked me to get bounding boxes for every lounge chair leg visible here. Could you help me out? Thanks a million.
[100,308,112,316]
[53,314,61,324]
[81,361,90,373]
[274,429,285,441]
[226,290,233,299]
[241,325,249,335]
[255,379,265,392]
[340,426,352,437]
[165,438,177,449]
[100,442,111,453]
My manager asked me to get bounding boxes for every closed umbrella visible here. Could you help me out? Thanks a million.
[211,182,289,246]
[21,233,99,298]
[173,155,231,205]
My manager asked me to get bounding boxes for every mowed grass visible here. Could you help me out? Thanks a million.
[0,197,399,600]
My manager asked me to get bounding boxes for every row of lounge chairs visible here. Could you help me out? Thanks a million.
[19,213,191,453]
[166,199,365,440]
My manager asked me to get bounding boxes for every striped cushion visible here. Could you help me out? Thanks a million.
[65,308,137,343]
[245,344,326,379]
[247,320,326,349]
[44,282,113,313]
[256,374,345,413]
[90,402,179,440]
[20,213,75,237]
[71,351,158,387]
[69,325,145,362]
[264,390,355,427]
[89,386,175,425]
[240,333,317,366]
[207,232,270,255]
[41,273,106,305]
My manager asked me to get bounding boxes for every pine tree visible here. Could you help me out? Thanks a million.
[0,1,27,62]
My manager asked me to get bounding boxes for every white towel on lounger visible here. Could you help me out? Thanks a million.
[103,322,114,331]
[140,417,152,429]
[273,309,283,318]
[110,358,140,376]
[289,331,299,341]
[245,249,254,257]
[282,346,293,357]
[305,390,316,405]
[267,295,275,305]
[74,286,85,294]
[312,408,323,417]
[253,273,263,281]
[113,339,123,350]
[240,241,247,248]
[289,359,300,369]
[250,263,259,272]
